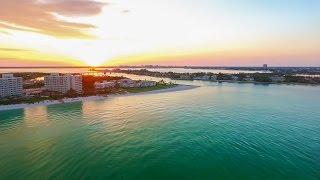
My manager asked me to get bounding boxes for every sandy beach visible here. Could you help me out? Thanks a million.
[0,84,198,111]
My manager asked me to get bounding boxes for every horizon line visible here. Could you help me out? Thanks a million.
[0,66,319,69]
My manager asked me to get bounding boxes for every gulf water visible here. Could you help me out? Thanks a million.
[0,82,319,179]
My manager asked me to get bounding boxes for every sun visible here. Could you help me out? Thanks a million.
[86,59,104,66]
[78,53,111,66]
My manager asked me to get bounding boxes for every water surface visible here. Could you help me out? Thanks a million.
[0,82,319,179]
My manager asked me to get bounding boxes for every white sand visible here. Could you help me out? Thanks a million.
[0,85,198,111]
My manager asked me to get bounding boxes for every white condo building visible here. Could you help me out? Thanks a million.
[44,73,82,94]
[0,74,23,97]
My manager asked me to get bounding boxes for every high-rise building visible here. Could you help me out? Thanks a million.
[263,64,268,69]
[44,74,82,94]
[0,74,23,98]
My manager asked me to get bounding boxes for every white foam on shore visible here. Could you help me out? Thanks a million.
[0,85,198,111]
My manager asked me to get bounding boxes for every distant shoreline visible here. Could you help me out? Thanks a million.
[0,85,198,112]
[216,80,320,86]
[0,66,319,68]
[111,69,320,86]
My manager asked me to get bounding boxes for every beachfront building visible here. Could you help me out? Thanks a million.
[95,81,116,89]
[44,73,82,94]
[95,79,157,90]
[117,79,136,88]
[117,79,157,88]
[138,80,157,87]
[0,74,23,98]
[24,88,44,97]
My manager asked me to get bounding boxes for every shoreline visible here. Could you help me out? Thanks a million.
[113,71,320,86]
[216,80,320,86]
[0,84,198,112]
[110,84,198,97]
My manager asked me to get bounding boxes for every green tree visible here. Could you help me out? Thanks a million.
[237,73,247,81]
[65,89,78,98]
[253,73,272,82]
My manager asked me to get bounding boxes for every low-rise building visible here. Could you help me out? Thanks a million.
[95,81,116,89]
[0,74,23,98]
[194,75,211,81]
[44,73,82,94]
[115,79,157,88]
[117,78,135,88]
[24,88,44,97]
[139,80,157,87]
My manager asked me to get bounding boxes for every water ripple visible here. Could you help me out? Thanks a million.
[0,83,319,179]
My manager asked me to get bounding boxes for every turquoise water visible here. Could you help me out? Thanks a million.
[0,82,320,179]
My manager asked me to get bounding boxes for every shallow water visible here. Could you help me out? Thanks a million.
[0,82,319,179]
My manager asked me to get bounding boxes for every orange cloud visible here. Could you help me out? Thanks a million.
[0,47,84,66]
[0,0,106,38]
[0,58,83,67]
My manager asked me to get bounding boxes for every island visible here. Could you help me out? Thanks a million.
[0,73,196,110]
[105,68,320,85]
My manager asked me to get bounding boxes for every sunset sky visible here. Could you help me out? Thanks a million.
[0,0,319,67]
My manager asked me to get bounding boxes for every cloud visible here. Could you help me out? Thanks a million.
[45,0,106,16]
[0,48,33,52]
[122,10,131,14]
[0,0,106,38]
[0,57,83,67]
